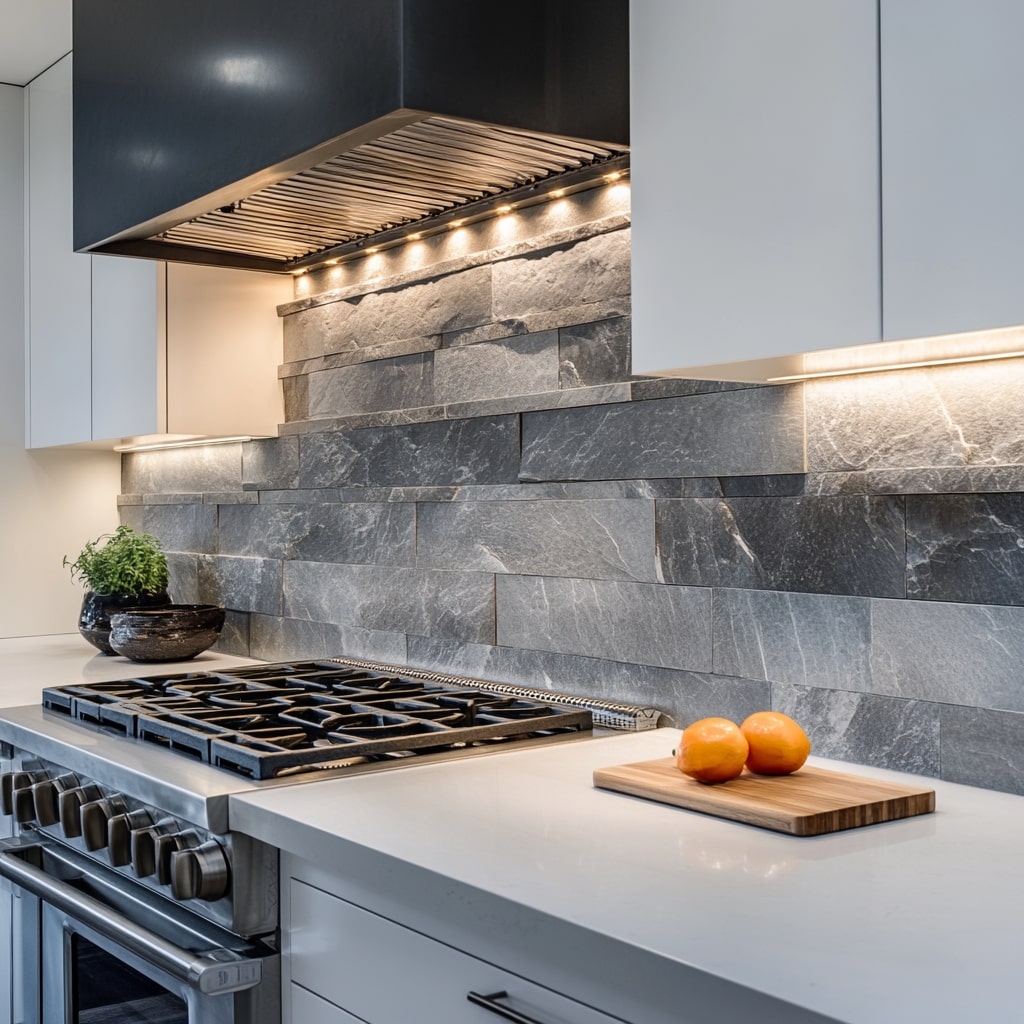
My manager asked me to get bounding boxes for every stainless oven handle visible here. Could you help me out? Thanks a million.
[0,845,263,995]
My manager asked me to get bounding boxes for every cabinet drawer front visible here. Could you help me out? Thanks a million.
[292,984,365,1024]
[289,880,620,1024]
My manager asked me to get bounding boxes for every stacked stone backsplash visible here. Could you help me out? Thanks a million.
[120,183,1024,796]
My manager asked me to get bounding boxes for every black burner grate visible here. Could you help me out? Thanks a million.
[41,661,592,779]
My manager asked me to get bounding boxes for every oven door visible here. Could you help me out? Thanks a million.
[0,840,278,1024]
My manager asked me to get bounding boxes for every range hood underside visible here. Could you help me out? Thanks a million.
[92,113,630,274]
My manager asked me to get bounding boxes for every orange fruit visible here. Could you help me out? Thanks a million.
[740,711,811,775]
[674,717,749,784]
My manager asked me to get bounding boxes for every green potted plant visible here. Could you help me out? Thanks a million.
[65,525,171,654]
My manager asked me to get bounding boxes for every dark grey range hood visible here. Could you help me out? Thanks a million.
[72,0,629,274]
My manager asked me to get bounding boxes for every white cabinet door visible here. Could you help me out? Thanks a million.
[26,54,160,448]
[629,0,880,377]
[91,254,161,442]
[26,54,92,447]
[881,0,1024,341]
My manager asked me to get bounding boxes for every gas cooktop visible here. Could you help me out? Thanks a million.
[40,660,594,781]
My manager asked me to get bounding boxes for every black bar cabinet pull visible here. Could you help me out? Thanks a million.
[466,990,549,1024]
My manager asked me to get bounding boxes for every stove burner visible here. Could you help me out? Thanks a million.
[41,661,591,780]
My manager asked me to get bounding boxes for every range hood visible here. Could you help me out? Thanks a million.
[72,0,629,274]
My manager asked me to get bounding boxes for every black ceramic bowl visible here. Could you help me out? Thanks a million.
[108,604,226,662]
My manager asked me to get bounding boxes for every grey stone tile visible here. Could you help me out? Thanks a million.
[434,332,559,404]
[508,297,632,336]
[337,486,459,503]
[492,230,630,320]
[260,489,343,504]
[443,320,526,348]
[165,553,199,604]
[630,378,766,401]
[211,610,250,657]
[306,353,434,418]
[117,494,144,506]
[202,492,258,505]
[446,480,686,501]
[118,506,145,533]
[680,478,724,498]
[144,493,202,505]
[405,637,769,729]
[771,682,940,776]
[121,444,243,494]
[416,499,656,582]
[868,465,1024,495]
[282,405,446,433]
[242,437,300,490]
[805,358,1024,471]
[495,575,713,672]
[870,599,1024,712]
[218,502,416,566]
[445,383,630,420]
[907,494,1024,606]
[939,705,1024,795]
[712,589,873,690]
[197,555,282,616]
[558,316,631,388]
[141,504,218,555]
[282,374,308,422]
[803,472,869,496]
[520,386,805,481]
[719,475,807,497]
[282,266,493,363]
[298,416,521,488]
[279,335,441,376]
[658,496,906,598]
[283,561,495,644]
[248,614,407,664]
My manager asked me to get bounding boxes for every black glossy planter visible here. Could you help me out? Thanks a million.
[108,604,226,662]
[78,591,171,655]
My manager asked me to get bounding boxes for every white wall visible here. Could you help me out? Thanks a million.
[0,83,120,638]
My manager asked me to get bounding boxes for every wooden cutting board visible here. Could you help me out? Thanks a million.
[593,758,935,836]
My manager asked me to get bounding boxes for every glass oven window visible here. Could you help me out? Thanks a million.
[72,935,187,1024]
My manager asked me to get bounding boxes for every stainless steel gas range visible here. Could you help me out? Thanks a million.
[0,658,626,1024]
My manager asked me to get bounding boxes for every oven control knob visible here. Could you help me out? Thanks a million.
[170,840,231,902]
[1,770,49,821]
[58,784,102,838]
[81,796,128,851]
[154,831,200,887]
[31,774,80,827]
[130,818,178,878]
[107,809,153,867]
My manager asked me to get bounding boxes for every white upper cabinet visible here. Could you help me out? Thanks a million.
[629,0,881,378]
[26,54,291,450]
[880,0,1024,341]
[26,54,94,446]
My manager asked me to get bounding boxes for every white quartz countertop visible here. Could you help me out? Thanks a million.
[231,727,1024,1024]
[0,633,259,707]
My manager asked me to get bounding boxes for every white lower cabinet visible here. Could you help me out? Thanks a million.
[291,985,365,1024]
[286,877,620,1024]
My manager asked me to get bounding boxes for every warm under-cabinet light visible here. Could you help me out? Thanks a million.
[766,325,1024,382]
[114,435,256,453]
